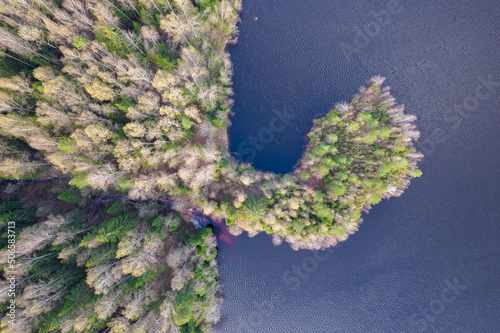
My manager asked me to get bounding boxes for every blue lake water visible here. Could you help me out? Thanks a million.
[215,1,500,332]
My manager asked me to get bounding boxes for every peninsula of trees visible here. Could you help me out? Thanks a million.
[0,0,422,331]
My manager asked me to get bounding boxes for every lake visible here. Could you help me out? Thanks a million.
[214,1,500,332]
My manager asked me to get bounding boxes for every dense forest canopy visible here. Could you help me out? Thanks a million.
[0,0,422,330]
[0,180,221,332]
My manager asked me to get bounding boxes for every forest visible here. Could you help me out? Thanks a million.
[0,180,221,332]
[0,0,422,331]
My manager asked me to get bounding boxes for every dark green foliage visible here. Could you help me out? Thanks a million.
[59,281,97,316]
[241,197,267,222]
[188,227,211,246]
[86,243,117,267]
[27,250,60,279]
[0,201,36,248]
[199,0,220,11]
[137,2,161,28]
[107,200,124,215]
[173,286,196,326]
[57,186,83,203]
[0,200,35,226]
[175,184,191,196]
[0,50,34,77]
[94,26,131,59]
[113,5,141,31]
[114,95,136,114]
[94,214,136,243]
[134,270,160,287]
[155,42,175,70]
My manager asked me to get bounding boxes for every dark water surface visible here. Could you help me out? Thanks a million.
[215,1,500,332]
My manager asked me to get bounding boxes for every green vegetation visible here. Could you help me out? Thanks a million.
[94,26,131,59]
[57,186,83,203]
[0,0,422,253]
[0,0,239,331]
[0,182,221,332]
[205,78,422,251]
[241,197,267,222]
[251,79,423,249]
[0,0,423,330]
